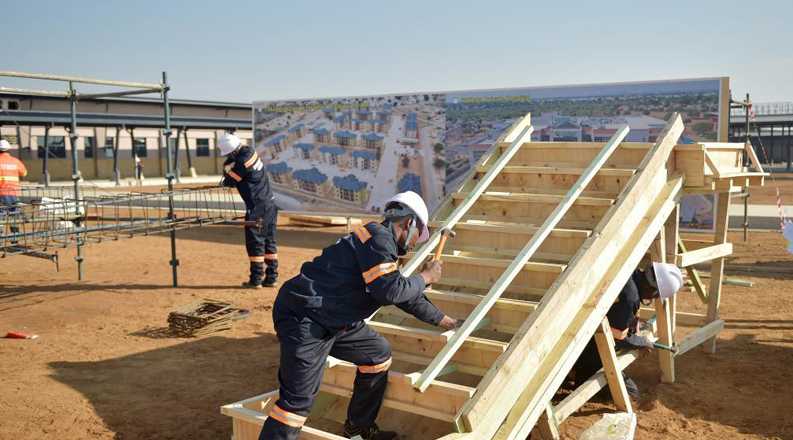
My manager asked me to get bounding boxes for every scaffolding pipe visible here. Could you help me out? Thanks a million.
[77,87,163,100]
[174,126,182,182]
[42,125,50,187]
[162,71,179,287]
[68,81,84,280]
[113,126,121,185]
[0,71,162,89]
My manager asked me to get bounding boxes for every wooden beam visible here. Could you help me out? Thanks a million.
[743,141,764,173]
[594,318,633,412]
[678,243,733,267]
[463,115,683,439]
[321,360,474,423]
[705,192,731,353]
[703,150,722,178]
[476,164,635,178]
[637,308,706,326]
[552,350,639,424]
[534,405,561,440]
[399,115,533,277]
[655,296,675,383]
[412,125,631,393]
[678,239,709,303]
[452,191,615,207]
[676,320,725,356]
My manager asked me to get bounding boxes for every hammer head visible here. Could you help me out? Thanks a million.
[440,227,456,238]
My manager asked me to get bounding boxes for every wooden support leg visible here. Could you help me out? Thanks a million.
[535,404,561,440]
[594,318,633,413]
[705,192,731,353]
[655,205,678,382]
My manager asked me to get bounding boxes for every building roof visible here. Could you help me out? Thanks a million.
[553,121,580,129]
[0,110,250,130]
[398,173,422,195]
[0,91,251,109]
[292,167,327,183]
[319,145,345,155]
[267,161,292,174]
[352,150,377,160]
[288,124,304,132]
[265,134,287,145]
[334,130,357,139]
[312,127,329,135]
[333,174,367,192]
[406,112,418,130]
[362,132,384,141]
[294,142,315,151]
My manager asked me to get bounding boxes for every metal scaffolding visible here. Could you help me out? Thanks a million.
[0,71,239,286]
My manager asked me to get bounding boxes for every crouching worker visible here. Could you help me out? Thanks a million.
[260,191,461,440]
[571,261,683,399]
[218,133,279,288]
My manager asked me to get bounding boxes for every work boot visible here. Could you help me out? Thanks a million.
[623,374,640,400]
[241,280,262,289]
[342,420,397,440]
[262,276,278,287]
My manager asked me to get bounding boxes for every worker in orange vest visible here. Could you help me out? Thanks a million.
[0,139,27,236]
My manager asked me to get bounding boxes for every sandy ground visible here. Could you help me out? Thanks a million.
[1,223,792,440]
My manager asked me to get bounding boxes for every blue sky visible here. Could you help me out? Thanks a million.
[2,0,790,103]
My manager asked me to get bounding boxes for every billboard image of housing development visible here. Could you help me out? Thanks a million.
[443,77,726,193]
[253,93,446,213]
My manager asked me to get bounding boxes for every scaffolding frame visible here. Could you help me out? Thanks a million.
[0,71,183,284]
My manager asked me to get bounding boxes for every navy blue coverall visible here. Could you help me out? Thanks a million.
[572,269,643,384]
[222,145,278,284]
[260,221,445,439]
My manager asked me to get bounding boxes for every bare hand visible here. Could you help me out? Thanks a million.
[438,315,461,330]
[420,260,443,285]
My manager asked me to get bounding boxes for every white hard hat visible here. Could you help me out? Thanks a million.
[0,139,10,151]
[218,133,241,156]
[652,262,684,299]
[385,191,430,243]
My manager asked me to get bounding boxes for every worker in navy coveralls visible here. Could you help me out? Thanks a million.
[572,262,683,399]
[219,132,279,288]
[259,191,460,440]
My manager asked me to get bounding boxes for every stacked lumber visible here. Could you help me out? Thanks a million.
[167,299,249,337]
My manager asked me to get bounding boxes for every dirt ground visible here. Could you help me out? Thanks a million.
[1,221,792,440]
[744,175,793,204]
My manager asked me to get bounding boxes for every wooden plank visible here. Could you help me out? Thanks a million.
[743,141,764,172]
[676,320,725,356]
[452,191,615,207]
[678,238,709,303]
[476,164,635,177]
[705,192,731,353]
[433,277,547,301]
[593,318,633,412]
[552,350,639,423]
[430,219,592,238]
[655,296,675,383]
[413,126,631,393]
[463,116,683,439]
[703,150,722,178]
[321,361,474,423]
[400,115,533,277]
[678,243,733,267]
[421,253,566,273]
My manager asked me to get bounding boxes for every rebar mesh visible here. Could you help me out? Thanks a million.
[1,185,245,258]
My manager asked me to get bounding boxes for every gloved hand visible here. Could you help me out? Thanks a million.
[438,315,462,330]
[621,334,655,350]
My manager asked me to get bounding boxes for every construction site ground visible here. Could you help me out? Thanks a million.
[1,219,791,440]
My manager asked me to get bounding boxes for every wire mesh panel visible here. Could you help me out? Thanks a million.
[1,185,245,258]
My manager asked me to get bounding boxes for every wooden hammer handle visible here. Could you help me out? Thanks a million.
[433,234,449,261]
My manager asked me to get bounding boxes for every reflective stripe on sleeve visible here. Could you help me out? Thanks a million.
[362,262,397,284]
[353,225,371,243]
[0,175,20,182]
[268,404,307,428]
[227,171,242,182]
[244,152,259,168]
[358,357,392,374]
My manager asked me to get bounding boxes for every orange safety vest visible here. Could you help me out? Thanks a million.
[0,152,27,196]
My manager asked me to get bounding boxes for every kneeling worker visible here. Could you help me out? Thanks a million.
[260,191,460,440]
[219,133,279,288]
[572,261,683,399]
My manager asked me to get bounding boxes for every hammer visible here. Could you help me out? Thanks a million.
[432,228,456,262]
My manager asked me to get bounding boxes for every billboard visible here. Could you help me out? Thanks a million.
[253,77,727,214]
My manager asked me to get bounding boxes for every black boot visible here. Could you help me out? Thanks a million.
[342,420,397,440]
